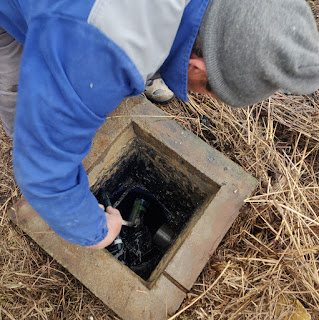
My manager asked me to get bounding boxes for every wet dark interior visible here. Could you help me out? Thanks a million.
[92,134,218,282]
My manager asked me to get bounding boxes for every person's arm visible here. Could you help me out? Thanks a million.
[13,15,144,247]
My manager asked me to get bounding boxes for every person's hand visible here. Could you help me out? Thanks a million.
[89,205,123,250]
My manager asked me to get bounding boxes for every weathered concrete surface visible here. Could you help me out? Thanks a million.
[9,96,257,320]
[83,97,139,172]
[10,199,185,320]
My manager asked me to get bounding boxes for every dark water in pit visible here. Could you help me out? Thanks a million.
[96,186,171,280]
[93,139,208,281]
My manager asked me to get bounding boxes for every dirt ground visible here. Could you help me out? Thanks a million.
[1,2,319,320]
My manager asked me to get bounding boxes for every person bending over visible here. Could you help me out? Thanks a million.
[0,0,318,249]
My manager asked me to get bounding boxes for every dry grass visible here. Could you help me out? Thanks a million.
[160,91,319,319]
[1,2,319,318]
[1,90,319,319]
[0,125,120,319]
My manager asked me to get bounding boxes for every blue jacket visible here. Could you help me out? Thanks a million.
[0,0,209,246]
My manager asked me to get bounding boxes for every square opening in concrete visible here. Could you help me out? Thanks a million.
[10,96,257,320]
[91,122,220,286]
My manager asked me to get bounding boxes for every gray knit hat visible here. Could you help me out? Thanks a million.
[200,0,319,107]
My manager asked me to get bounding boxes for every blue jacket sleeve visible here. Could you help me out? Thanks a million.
[13,16,145,246]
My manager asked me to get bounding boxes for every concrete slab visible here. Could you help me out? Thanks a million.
[9,96,257,319]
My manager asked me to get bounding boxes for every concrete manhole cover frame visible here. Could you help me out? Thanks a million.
[9,96,257,320]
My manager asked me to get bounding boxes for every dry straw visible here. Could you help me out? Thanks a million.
[158,90,319,319]
[0,3,319,315]
[1,88,318,319]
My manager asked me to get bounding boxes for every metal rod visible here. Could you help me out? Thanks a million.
[105,194,112,207]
